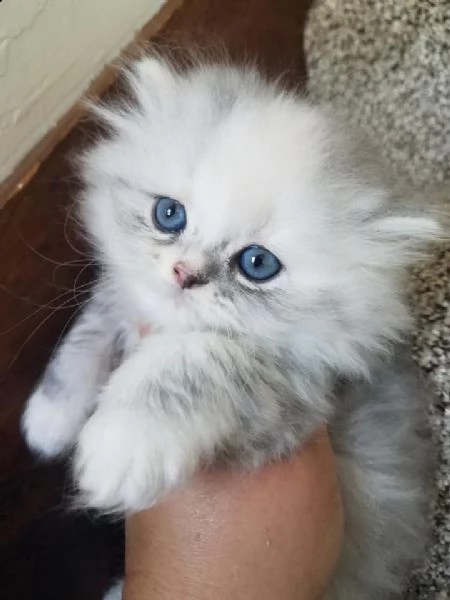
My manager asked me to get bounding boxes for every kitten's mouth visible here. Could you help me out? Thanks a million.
[170,285,197,307]
[171,282,202,300]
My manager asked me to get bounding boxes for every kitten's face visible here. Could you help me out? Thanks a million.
[82,59,439,370]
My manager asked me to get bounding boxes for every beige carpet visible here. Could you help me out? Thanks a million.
[305,1,450,597]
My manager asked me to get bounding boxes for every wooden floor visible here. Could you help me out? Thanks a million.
[0,1,312,598]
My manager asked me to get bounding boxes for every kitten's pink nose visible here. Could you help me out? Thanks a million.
[173,262,208,290]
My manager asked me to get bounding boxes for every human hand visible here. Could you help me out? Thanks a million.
[123,427,343,600]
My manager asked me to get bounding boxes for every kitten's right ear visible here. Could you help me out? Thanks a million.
[124,56,177,109]
[128,56,175,89]
[87,56,175,133]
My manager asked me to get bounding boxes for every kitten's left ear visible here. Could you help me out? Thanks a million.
[370,203,447,263]
[375,213,441,242]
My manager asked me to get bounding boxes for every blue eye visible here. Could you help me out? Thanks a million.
[237,245,282,282]
[153,196,187,233]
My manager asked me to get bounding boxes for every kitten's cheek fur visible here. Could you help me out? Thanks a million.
[74,405,214,513]
[21,387,86,459]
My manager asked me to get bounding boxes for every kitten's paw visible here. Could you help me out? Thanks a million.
[74,406,198,513]
[21,388,85,458]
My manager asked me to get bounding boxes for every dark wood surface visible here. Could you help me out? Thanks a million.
[0,1,312,598]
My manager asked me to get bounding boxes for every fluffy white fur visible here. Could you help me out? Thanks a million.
[22,57,442,599]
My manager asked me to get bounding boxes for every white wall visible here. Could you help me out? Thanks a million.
[0,0,165,184]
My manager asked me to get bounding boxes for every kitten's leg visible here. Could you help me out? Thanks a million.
[22,296,119,459]
[75,331,330,512]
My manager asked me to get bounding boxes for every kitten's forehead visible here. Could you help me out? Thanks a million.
[89,62,334,250]
[186,99,328,245]
[96,62,329,213]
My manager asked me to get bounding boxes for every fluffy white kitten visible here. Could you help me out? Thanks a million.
[22,57,442,599]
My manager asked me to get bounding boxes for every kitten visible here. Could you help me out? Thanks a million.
[22,57,442,599]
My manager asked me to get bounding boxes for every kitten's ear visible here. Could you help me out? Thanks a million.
[87,56,175,132]
[375,213,441,242]
[370,204,447,264]
[124,56,177,109]
[129,56,175,88]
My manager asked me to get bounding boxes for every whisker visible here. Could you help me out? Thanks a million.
[71,262,95,307]
[6,295,86,370]
[0,286,91,336]
[47,278,94,294]
[15,228,89,268]
[49,303,86,362]
[0,281,92,310]
[51,258,97,289]
[63,203,87,257]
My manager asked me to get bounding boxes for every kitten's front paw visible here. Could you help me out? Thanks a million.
[22,388,85,459]
[74,406,198,513]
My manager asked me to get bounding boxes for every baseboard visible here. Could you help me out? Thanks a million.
[0,0,183,209]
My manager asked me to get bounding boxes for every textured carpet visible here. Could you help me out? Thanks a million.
[305,2,450,598]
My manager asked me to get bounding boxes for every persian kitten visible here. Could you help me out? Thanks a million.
[22,57,441,599]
